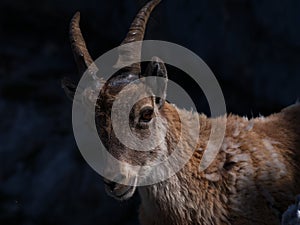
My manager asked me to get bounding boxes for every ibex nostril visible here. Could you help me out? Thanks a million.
[104,181,117,191]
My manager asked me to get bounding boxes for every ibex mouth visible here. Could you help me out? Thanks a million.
[104,178,137,201]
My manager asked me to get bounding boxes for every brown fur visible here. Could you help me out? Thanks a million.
[137,102,300,225]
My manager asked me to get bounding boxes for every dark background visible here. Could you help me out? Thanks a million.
[0,0,299,225]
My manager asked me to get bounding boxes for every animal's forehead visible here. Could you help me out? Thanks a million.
[101,80,141,101]
[100,88,153,108]
[97,75,153,114]
[99,73,138,98]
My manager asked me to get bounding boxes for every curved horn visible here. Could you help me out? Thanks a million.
[116,0,161,74]
[70,12,98,76]
[122,0,161,45]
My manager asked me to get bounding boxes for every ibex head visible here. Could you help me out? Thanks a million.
[63,0,175,200]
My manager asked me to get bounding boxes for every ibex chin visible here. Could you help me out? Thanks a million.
[62,0,300,224]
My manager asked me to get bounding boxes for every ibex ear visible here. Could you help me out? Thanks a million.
[61,77,77,101]
[143,56,168,108]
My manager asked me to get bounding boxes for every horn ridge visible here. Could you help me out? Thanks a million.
[122,0,161,45]
[117,0,162,75]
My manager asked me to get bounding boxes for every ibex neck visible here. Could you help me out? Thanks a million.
[138,104,228,225]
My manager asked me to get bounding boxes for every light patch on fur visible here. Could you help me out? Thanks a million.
[205,173,220,182]
[230,153,251,163]
[233,122,241,137]
[242,116,249,121]
[262,138,287,178]
[221,138,241,154]
[259,115,265,120]
[245,120,254,131]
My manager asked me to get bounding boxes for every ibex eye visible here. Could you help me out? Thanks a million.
[139,107,154,123]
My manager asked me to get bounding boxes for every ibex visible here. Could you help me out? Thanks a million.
[62,0,300,224]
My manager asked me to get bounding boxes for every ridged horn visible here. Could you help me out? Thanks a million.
[69,12,98,76]
[115,0,161,74]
